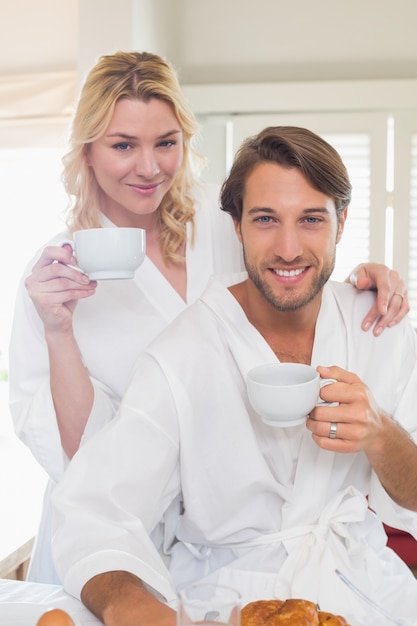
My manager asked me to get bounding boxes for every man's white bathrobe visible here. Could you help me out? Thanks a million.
[52,278,417,622]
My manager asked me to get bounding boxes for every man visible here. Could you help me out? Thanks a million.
[52,127,417,626]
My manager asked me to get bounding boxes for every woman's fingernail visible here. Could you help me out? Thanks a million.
[363,321,371,331]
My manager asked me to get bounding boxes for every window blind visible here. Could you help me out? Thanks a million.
[322,133,371,282]
[408,133,417,327]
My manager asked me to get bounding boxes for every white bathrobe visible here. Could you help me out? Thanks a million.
[9,184,243,583]
[52,278,417,623]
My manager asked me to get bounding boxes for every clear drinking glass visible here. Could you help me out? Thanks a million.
[177,582,241,626]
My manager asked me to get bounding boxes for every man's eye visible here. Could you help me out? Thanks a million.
[257,216,272,223]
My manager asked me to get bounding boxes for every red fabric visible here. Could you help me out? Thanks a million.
[384,524,417,566]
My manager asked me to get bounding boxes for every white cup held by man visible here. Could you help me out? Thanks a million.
[247,362,336,427]
[66,227,146,280]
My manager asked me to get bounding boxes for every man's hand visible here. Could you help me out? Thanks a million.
[307,365,417,511]
[81,571,176,626]
[306,365,381,454]
[348,262,409,335]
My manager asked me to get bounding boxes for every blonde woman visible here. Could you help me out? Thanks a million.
[9,51,408,584]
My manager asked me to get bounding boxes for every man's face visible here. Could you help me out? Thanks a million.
[235,162,347,312]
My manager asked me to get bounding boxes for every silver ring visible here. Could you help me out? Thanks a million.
[394,292,404,301]
[329,422,338,439]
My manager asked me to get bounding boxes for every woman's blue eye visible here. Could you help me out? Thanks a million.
[114,142,131,151]
[159,140,176,148]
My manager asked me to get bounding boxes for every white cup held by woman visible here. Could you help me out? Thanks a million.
[63,227,146,280]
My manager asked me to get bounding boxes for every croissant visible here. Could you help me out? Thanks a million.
[241,599,349,626]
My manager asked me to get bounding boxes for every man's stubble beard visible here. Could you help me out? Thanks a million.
[242,248,336,313]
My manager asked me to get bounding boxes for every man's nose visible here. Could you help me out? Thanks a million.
[274,225,303,261]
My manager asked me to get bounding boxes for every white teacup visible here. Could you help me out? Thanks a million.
[62,227,146,280]
[247,362,336,427]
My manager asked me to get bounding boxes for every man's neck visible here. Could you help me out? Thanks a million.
[229,279,322,365]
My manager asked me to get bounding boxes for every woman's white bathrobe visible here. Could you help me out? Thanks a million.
[52,279,417,623]
[9,184,243,583]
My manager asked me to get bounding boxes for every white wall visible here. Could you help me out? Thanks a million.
[1,0,417,84]
[1,0,78,74]
[176,0,417,83]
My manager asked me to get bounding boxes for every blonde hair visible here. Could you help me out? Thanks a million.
[63,51,204,261]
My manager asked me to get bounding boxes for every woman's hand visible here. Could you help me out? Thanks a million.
[25,243,97,335]
[347,263,409,335]
[25,243,98,458]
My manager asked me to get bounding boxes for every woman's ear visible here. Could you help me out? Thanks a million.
[84,145,91,167]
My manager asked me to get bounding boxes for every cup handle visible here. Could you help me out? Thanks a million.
[59,238,74,250]
[317,378,338,406]
[57,239,88,275]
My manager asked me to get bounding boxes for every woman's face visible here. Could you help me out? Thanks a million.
[86,97,184,228]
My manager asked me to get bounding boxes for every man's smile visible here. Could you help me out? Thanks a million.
[272,267,307,277]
